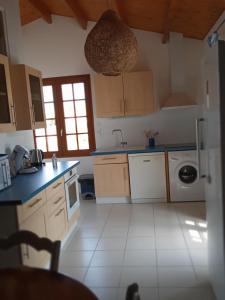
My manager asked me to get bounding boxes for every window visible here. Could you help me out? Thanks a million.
[34,75,96,158]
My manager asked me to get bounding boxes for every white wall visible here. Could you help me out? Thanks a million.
[22,15,203,174]
[0,0,34,155]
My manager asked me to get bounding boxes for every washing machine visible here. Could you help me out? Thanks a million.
[168,150,204,202]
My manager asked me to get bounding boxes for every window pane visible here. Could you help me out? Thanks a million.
[43,86,53,102]
[62,84,73,100]
[46,119,57,135]
[76,117,88,133]
[73,83,85,100]
[65,118,76,134]
[35,128,45,136]
[78,134,89,150]
[36,137,47,152]
[66,135,78,150]
[63,101,75,117]
[45,103,55,119]
[75,100,86,116]
[47,136,58,152]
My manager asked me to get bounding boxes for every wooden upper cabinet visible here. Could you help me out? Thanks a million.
[123,71,155,116]
[10,64,46,130]
[0,54,16,132]
[94,74,124,117]
[94,71,155,118]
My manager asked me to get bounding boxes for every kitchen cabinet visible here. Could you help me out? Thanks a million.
[10,64,46,130]
[93,154,130,198]
[94,71,155,117]
[128,153,167,203]
[0,54,16,132]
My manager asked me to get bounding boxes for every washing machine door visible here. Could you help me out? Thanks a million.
[178,165,198,184]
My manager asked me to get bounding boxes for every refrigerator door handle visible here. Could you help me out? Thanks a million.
[196,118,206,180]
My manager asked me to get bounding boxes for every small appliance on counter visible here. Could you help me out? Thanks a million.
[30,149,44,167]
[0,154,11,191]
[9,145,38,176]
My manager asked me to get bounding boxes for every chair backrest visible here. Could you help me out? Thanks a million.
[0,230,61,272]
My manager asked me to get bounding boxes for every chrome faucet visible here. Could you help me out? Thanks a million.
[112,129,127,147]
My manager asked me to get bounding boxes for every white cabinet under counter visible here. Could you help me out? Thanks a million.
[128,153,167,203]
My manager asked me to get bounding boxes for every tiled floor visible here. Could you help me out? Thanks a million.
[59,201,216,300]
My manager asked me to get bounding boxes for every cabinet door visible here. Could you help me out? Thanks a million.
[94,163,130,197]
[129,154,166,201]
[46,202,68,241]
[0,54,15,132]
[95,74,124,117]
[123,71,155,116]
[26,66,46,129]
[19,205,50,268]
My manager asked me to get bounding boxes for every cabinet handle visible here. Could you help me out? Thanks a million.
[55,208,64,217]
[52,182,62,189]
[102,157,117,161]
[54,196,63,205]
[143,160,151,162]
[32,104,36,125]
[123,166,127,181]
[28,198,42,208]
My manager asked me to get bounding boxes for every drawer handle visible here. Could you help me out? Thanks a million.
[143,160,151,162]
[54,196,63,205]
[28,198,42,208]
[55,208,64,217]
[52,182,62,189]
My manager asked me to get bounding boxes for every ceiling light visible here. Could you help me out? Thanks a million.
[84,9,138,76]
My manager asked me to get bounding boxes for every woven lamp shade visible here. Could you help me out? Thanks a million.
[84,9,138,76]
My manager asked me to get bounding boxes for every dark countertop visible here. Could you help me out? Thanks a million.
[0,161,80,206]
[91,143,196,156]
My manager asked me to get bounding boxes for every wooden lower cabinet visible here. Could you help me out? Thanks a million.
[19,205,50,268]
[46,202,68,241]
[93,163,130,197]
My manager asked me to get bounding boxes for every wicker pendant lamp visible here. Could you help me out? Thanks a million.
[84,9,138,76]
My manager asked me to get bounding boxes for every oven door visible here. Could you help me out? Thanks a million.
[65,174,80,220]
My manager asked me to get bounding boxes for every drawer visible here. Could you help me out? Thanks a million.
[93,154,128,165]
[46,202,68,241]
[17,191,46,224]
[46,177,64,199]
[46,188,66,217]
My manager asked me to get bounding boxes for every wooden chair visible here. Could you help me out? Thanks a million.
[0,230,61,272]
[126,283,141,300]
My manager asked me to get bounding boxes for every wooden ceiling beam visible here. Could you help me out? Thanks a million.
[162,0,176,44]
[64,0,87,29]
[112,0,127,23]
[27,0,52,24]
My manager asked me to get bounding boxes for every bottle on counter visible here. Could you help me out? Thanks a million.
[52,153,58,168]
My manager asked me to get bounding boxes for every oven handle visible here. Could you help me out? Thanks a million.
[65,174,79,185]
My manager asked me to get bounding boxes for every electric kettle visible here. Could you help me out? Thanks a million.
[30,149,44,166]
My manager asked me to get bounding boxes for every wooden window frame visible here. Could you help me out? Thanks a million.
[34,74,96,158]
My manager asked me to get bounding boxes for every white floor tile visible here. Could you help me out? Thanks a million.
[189,249,208,266]
[159,287,205,300]
[59,267,87,282]
[158,267,198,287]
[102,227,128,238]
[84,267,121,287]
[157,250,192,266]
[128,225,154,236]
[156,235,186,250]
[90,251,124,267]
[123,250,156,266]
[97,238,126,251]
[66,238,99,251]
[75,227,103,238]
[91,288,118,300]
[59,251,93,267]
[126,237,155,250]
[120,266,157,287]
[155,225,183,237]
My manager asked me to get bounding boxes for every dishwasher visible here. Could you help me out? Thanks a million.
[128,152,167,203]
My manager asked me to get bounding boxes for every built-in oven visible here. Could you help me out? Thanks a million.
[64,167,80,220]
